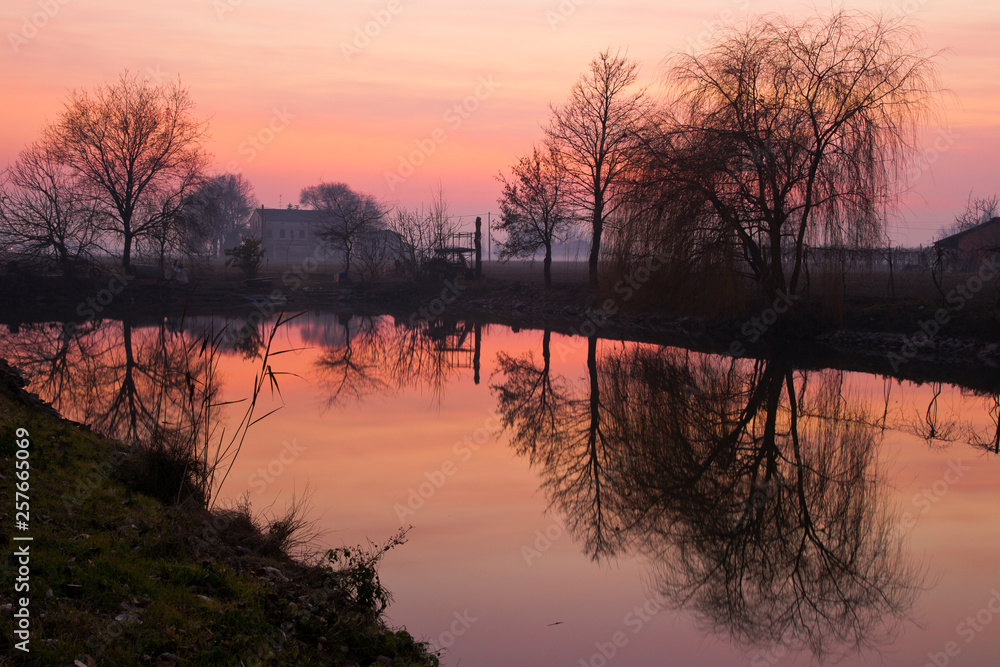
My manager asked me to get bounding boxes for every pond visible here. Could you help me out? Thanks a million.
[3,313,1000,666]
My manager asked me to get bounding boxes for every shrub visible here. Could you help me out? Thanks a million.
[225,236,265,277]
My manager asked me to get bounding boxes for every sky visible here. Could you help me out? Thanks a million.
[1,0,998,245]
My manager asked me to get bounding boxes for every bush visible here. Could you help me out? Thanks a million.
[225,236,265,277]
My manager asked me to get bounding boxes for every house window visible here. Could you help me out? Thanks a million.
[299,229,305,239]
[267,230,273,239]
[279,228,285,239]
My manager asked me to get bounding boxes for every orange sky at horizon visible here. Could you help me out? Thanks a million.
[2,0,998,244]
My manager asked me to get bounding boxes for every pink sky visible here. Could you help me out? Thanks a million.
[2,0,998,244]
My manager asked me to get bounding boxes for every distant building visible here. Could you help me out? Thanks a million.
[247,206,339,266]
[933,217,1000,270]
[246,206,411,273]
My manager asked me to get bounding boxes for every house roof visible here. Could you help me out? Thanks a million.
[933,217,1000,250]
[252,207,324,224]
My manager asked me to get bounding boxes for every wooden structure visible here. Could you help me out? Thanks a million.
[428,217,483,279]
[424,320,483,384]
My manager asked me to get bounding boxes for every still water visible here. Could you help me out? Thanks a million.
[4,313,1000,666]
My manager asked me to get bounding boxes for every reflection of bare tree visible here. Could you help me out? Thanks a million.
[315,315,478,409]
[493,330,568,458]
[315,316,390,406]
[494,335,627,557]
[1,319,215,446]
[0,321,101,413]
[494,343,922,659]
[2,315,299,506]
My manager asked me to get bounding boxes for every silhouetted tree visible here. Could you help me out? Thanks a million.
[0,141,102,279]
[386,184,460,277]
[495,145,573,286]
[300,182,388,278]
[546,49,650,289]
[182,173,257,256]
[46,71,210,271]
[645,11,940,298]
[225,237,266,278]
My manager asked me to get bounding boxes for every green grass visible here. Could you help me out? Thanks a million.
[0,366,437,666]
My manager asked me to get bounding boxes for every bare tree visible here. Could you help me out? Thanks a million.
[300,181,388,278]
[182,173,257,256]
[0,141,101,278]
[45,71,210,272]
[939,192,999,239]
[646,11,940,300]
[385,184,460,277]
[546,49,650,289]
[494,143,573,286]
[353,227,394,282]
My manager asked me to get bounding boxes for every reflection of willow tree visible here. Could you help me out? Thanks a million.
[899,382,961,445]
[493,341,922,658]
[1,319,216,446]
[964,391,1000,455]
[316,316,479,408]
[891,382,1000,454]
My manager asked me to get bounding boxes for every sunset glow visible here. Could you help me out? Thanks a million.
[3,0,997,243]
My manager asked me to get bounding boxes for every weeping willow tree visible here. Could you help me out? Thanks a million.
[643,10,941,298]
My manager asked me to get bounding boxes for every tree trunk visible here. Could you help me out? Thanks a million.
[55,243,74,281]
[158,236,167,279]
[770,227,785,295]
[122,231,133,272]
[589,212,603,290]
[586,334,602,532]
[543,243,552,287]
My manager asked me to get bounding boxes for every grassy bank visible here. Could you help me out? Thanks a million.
[0,360,437,666]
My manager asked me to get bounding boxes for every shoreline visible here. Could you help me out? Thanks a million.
[2,269,999,393]
[0,359,439,665]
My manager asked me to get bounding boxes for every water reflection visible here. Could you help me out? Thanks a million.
[316,315,483,408]
[968,392,1000,454]
[3,312,999,662]
[493,340,926,658]
[0,318,218,446]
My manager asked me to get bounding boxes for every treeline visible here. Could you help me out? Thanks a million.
[494,9,941,307]
[3,9,943,301]
[0,69,468,284]
[0,72,260,278]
